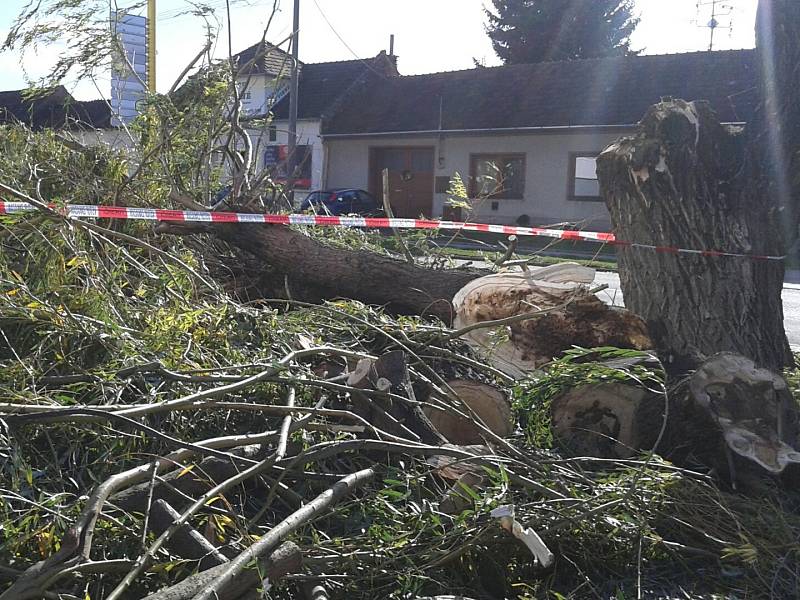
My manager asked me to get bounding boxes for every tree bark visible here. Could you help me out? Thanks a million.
[596,0,800,372]
[214,223,484,323]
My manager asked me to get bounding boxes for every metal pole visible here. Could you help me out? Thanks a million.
[148,0,156,91]
[287,0,300,205]
[709,0,716,51]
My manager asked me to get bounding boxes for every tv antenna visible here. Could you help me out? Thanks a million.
[695,0,735,51]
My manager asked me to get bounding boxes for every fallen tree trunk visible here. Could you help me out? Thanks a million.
[215,223,484,322]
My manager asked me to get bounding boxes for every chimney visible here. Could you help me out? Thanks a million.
[387,34,398,70]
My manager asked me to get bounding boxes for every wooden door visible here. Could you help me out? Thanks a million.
[370,147,435,218]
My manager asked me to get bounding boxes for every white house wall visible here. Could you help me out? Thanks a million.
[325,130,631,230]
[71,128,135,150]
[239,74,273,117]
[248,119,324,199]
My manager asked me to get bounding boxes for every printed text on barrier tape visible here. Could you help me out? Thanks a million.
[0,200,786,261]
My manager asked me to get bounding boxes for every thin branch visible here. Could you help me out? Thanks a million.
[192,468,376,600]
[104,396,312,600]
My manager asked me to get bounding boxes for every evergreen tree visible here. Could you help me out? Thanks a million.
[486,0,640,64]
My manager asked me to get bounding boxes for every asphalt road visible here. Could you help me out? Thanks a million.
[592,271,800,348]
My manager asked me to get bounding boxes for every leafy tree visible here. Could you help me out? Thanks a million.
[485,0,639,64]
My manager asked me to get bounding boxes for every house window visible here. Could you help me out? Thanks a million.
[569,153,602,201]
[268,125,277,142]
[242,91,252,100]
[469,154,525,199]
[435,176,451,194]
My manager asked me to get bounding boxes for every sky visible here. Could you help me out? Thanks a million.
[0,0,759,100]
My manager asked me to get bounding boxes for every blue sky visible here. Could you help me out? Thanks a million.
[0,0,758,99]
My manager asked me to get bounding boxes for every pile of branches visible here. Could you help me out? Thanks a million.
[1,204,799,600]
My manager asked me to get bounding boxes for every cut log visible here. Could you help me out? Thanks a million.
[452,266,652,377]
[547,352,800,483]
[423,380,513,445]
[550,381,665,459]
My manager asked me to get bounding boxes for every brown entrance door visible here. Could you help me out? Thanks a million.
[370,147,435,218]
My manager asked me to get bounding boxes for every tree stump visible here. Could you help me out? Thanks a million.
[596,0,800,372]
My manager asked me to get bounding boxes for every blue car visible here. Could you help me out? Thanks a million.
[299,189,382,216]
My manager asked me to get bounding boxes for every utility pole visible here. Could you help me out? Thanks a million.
[147,0,156,91]
[287,0,300,205]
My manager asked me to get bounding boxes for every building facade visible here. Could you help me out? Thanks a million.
[234,42,398,200]
[325,127,630,230]
[320,49,758,228]
[0,47,758,231]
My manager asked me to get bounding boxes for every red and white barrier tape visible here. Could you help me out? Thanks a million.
[0,201,786,261]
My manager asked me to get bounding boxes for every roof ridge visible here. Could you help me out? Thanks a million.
[303,53,385,67]
[398,48,757,80]
[232,40,291,58]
